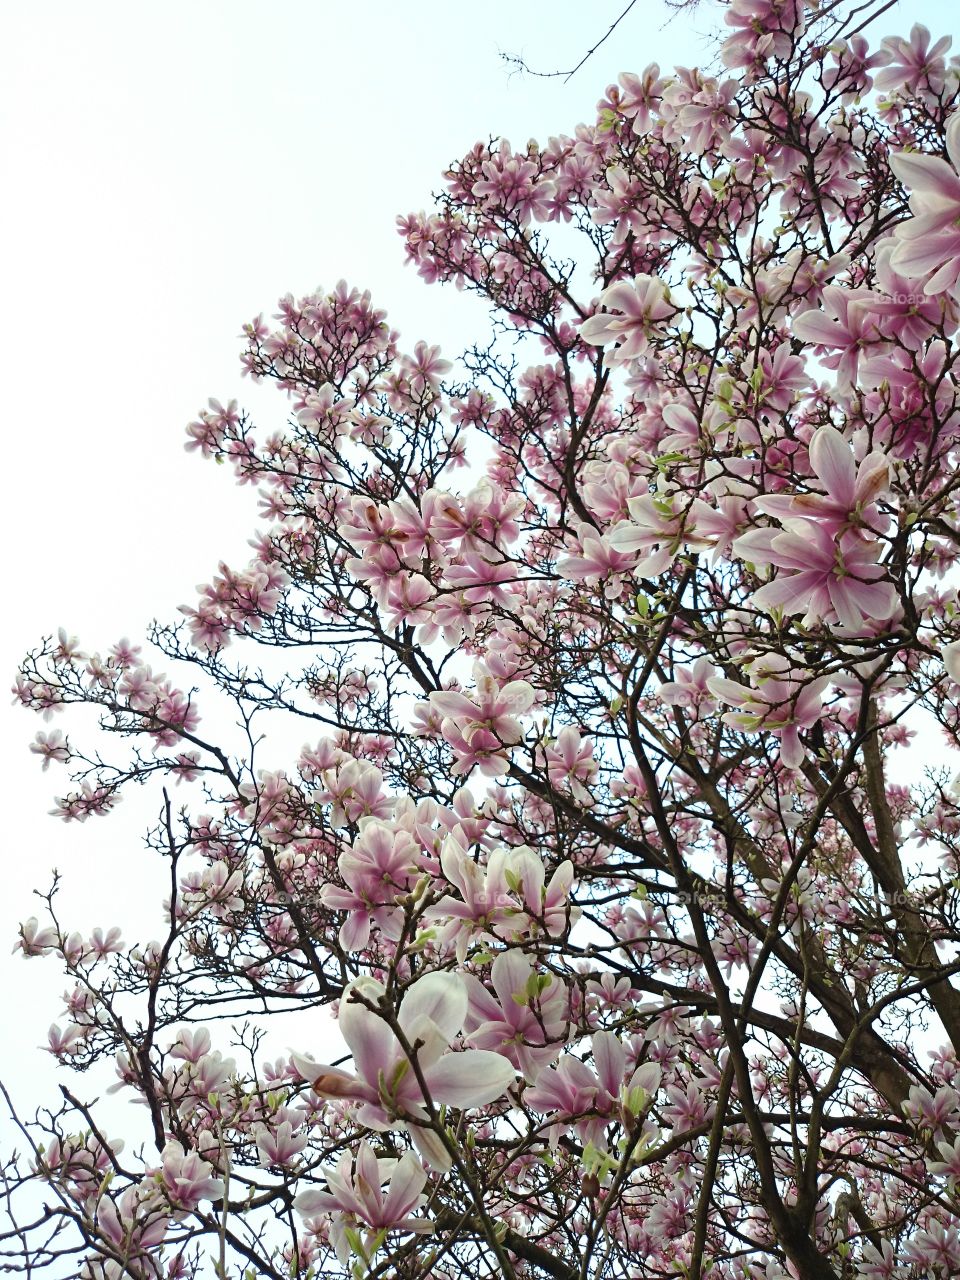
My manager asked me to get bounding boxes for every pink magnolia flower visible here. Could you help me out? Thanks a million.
[822,35,891,100]
[14,917,58,957]
[88,927,123,957]
[154,1140,224,1212]
[29,729,70,771]
[657,656,719,712]
[606,493,688,575]
[401,340,452,399]
[902,1220,960,1276]
[557,525,639,593]
[875,23,953,98]
[441,554,516,606]
[544,727,597,805]
[291,971,517,1171]
[791,287,884,389]
[426,839,576,962]
[94,1187,170,1260]
[462,950,569,1083]
[525,1030,661,1147]
[707,654,830,769]
[320,820,421,950]
[294,1141,431,1265]
[929,1133,960,1191]
[734,520,897,633]
[428,665,534,744]
[662,1079,715,1130]
[169,1027,213,1063]
[903,1082,960,1133]
[721,0,805,71]
[857,1239,898,1280]
[754,424,890,536]
[422,664,535,775]
[688,494,754,562]
[888,112,960,296]
[425,836,523,962]
[315,758,393,828]
[254,1117,308,1168]
[579,275,675,365]
[616,64,667,135]
[381,572,434,631]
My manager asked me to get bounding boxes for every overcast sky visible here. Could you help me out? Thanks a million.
[1,0,956,1119]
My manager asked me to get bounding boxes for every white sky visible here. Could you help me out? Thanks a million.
[1,0,956,1127]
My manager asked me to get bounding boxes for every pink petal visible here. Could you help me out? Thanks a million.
[409,1122,452,1172]
[381,1152,427,1222]
[490,949,533,1005]
[339,978,395,1090]
[422,1049,517,1107]
[809,426,854,507]
[592,1030,625,1097]
[888,151,960,207]
[792,310,845,347]
[599,281,646,316]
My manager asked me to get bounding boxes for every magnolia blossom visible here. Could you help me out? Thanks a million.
[525,1030,661,1148]
[734,521,897,633]
[544,727,598,804]
[462,950,568,1082]
[557,525,640,593]
[888,112,960,296]
[320,819,421,949]
[15,917,58,956]
[754,425,890,536]
[153,1141,224,1212]
[295,1141,432,1265]
[254,1118,307,1168]
[876,23,953,97]
[91,1187,170,1268]
[708,654,829,769]
[606,493,689,576]
[579,274,674,365]
[657,656,719,712]
[420,664,535,776]
[426,838,577,961]
[291,972,516,1170]
[791,287,884,389]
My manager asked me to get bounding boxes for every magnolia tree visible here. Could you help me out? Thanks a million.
[7,2,960,1276]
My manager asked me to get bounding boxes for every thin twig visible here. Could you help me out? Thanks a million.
[501,0,640,83]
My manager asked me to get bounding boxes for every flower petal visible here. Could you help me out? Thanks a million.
[422,1049,518,1107]
[809,425,855,507]
[398,971,468,1044]
[339,977,394,1090]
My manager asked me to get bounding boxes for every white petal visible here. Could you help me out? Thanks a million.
[398,971,467,1044]
[944,641,960,683]
[423,1049,517,1107]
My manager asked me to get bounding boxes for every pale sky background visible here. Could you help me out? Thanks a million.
[1,0,957,1144]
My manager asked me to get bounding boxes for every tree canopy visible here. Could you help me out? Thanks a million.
[8,3,960,1277]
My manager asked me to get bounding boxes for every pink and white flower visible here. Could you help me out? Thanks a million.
[291,971,517,1171]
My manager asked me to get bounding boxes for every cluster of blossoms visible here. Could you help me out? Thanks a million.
[10,4,960,1279]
